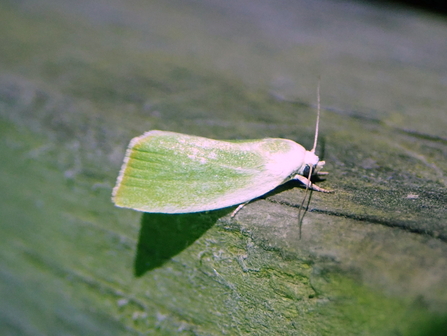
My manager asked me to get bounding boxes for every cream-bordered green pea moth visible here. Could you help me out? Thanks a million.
[112,87,329,235]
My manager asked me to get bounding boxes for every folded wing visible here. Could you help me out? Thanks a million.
[112,130,306,213]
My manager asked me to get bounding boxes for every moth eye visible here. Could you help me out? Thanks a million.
[302,165,312,177]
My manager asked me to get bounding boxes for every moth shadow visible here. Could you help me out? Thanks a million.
[134,209,231,277]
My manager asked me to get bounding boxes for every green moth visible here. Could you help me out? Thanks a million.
[112,91,329,214]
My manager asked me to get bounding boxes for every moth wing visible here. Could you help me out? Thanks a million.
[112,130,306,213]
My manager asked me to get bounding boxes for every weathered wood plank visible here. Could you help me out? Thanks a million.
[1,0,446,335]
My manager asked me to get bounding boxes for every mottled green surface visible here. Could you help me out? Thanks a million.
[1,0,447,335]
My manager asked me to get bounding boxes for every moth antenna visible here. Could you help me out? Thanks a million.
[298,81,320,238]
[311,80,320,153]
[298,165,314,239]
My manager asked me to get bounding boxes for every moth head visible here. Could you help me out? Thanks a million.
[298,150,326,177]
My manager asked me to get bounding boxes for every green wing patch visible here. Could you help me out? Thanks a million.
[113,131,305,213]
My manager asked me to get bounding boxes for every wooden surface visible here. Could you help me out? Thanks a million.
[1,0,447,335]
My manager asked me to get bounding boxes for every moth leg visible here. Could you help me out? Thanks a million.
[231,201,249,218]
[293,174,332,193]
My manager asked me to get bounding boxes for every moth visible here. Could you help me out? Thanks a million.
[112,87,329,233]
